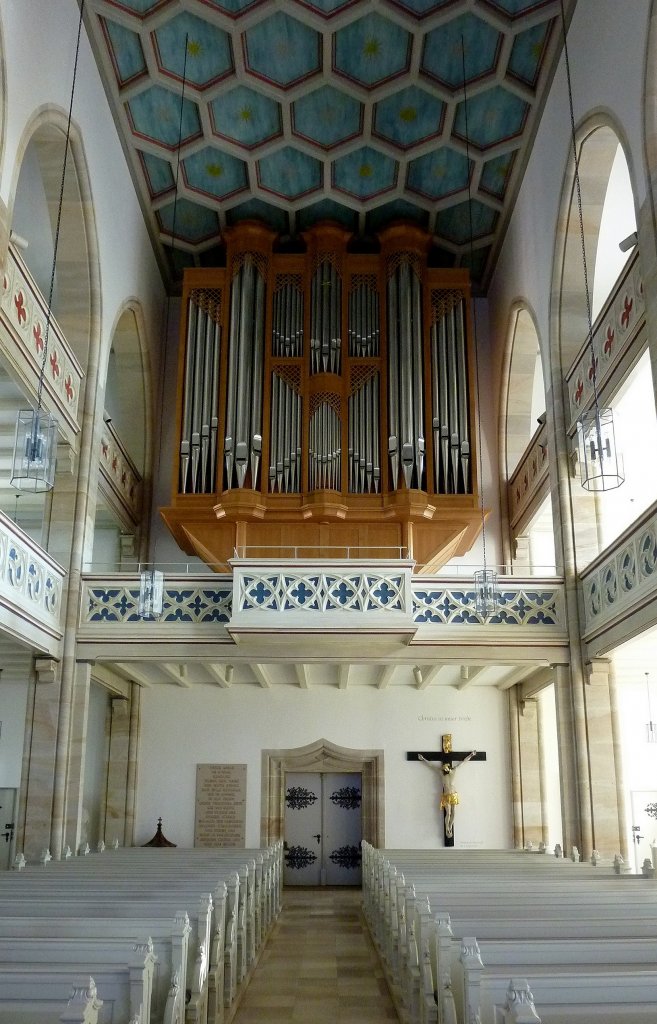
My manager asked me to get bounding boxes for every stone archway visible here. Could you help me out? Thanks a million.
[261,738,385,848]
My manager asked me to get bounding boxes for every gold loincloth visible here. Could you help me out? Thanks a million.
[440,794,459,808]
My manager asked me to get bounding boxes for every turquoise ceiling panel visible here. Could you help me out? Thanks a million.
[210,86,282,150]
[366,199,429,233]
[139,151,174,198]
[422,12,501,89]
[298,199,357,231]
[104,0,170,15]
[243,12,321,89]
[407,147,471,200]
[294,0,359,15]
[332,146,398,200]
[226,199,288,232]
[182,147,248,201]
[292,86,363,150]
[153,13,233,89]
[257,146,323,200]
[157,198,220,243]
[127,86,201,149]
[453,85,529,149]
[373,85,445,150]
[199,0,266,15]
[333,12,412,89]
[387,0,459,16]
[482,0,554,17]
[508,20,553,88]
[101,18,147,86]
[480,150,517,199]
[435,199,498,245]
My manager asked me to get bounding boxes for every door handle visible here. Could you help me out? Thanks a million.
[312,833,321,844]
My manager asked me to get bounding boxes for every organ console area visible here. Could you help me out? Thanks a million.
[161,221,485,573]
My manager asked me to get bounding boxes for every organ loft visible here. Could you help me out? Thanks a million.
[162,221,485,572]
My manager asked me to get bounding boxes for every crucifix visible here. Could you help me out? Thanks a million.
[407,734,486,847]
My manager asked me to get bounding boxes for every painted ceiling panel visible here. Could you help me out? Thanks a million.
[209,86,282,150]
[152,13,234,90]
[333,12,412,88]
[243,11,322,89]
[373,85,445,150]
[182,146,248,201]
[101,18,147,87]
[257,146,323,200]
[421,12,501,90]
[86,0,571,287]
[332,146,398,200]
[292,86,363,150]
[126,85,202,149]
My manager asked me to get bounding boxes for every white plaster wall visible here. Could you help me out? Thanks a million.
[488,0,651,386]
[136,683,511,849]
[1,0,165,383]
[0,680,28,790]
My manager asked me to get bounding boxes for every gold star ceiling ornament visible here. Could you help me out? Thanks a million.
[399,106,417,122]
[363,37,380,57]
[186,39,202,57]
[359,163,373,178]
[206,162,223,177]
[239,106,252,122]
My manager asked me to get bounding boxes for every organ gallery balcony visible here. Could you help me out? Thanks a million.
[161,222,486,574]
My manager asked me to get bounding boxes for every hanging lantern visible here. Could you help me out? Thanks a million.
[474,568,499,619]
[577,407,624,492]
[138,569,164,620]
[11,409,58,493]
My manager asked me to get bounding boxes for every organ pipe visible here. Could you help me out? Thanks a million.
[387,258,425,490]
[431,293,471,494]
[179,292,221,494]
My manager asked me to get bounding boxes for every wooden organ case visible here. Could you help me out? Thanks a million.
[161,222,485,573]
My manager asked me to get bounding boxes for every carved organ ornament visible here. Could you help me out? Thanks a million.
[161,222,485,573]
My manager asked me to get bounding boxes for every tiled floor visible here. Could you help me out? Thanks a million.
[231,887,400,1023]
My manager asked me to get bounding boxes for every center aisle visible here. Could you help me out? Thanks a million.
[232,887,400,1023]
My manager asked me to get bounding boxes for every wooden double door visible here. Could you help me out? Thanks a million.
[284,772,362,886]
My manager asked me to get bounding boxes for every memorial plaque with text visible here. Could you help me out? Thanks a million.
[194,763,247,847]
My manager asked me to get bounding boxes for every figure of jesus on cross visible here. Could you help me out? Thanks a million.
[407,734,485,845]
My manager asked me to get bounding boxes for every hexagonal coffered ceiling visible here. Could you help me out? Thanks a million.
[88,0,572,288]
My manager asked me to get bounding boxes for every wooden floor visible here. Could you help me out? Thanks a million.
[231,887,400,1023]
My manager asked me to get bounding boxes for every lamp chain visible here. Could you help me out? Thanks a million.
[461,38,488,575]
[559,0,599,407]
[38,0,86,413]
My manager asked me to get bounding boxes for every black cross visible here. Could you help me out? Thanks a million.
[407,734,486,847]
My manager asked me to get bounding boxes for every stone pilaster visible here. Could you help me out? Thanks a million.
[104,694,131,846]
[511,694,544,848]
[63,662,92,855]
[508,687,523,848]
[124,683,141,847]
[19,659,61,861]
[553,664,580,853]
[585,658,623,857]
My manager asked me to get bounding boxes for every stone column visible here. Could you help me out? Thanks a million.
[553,664,580,853]
[516,697,543,848]
[585,658,623,857]
[63,662,92,855]
[104,694,131,846]
[608,661,630,862]
[536,695,550,847]
[19,659,61,861]
[508,688,523,848]
[124,683,141,847]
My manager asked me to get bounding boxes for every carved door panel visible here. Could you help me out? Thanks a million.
[0,789,16,871]
[284,772,322,886]
[284,772,362,886]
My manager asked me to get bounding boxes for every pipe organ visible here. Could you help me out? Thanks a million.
[163,222,485,573]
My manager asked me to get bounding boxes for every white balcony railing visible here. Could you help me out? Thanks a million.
[0,510,66,651]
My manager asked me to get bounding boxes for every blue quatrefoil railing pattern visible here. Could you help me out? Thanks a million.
[86,586,233,623]
[83,576,563,628]
[413,588,560,626]
[0,525,61,624]
[238,572,405,613]
[583,516,657,632]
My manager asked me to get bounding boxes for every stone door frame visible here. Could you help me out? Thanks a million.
[261,738,385,848]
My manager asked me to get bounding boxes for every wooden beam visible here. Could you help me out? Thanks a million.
[415,664,445,690]
[252,664,272,689]
[161,663,192,687]
[337,664,350,690]
[295,664,310,689]
[206,663,233,688]
[377,664,396,689]
[115,663,153,688]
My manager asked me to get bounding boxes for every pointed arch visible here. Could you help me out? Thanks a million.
[261,738,385,848]
[500,301,545,482]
